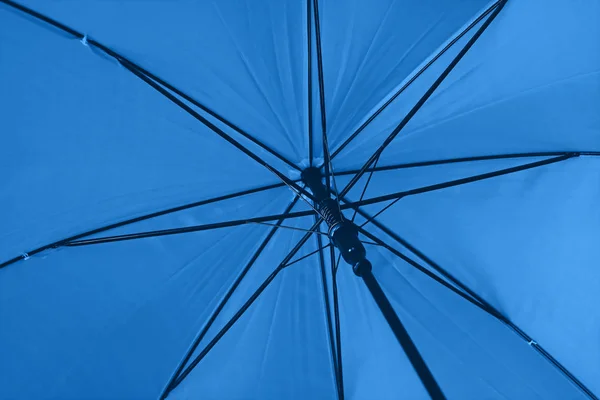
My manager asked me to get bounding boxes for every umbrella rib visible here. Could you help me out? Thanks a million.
[64,154,576,247]
[0,0,316,209]
[327,0,503,162]
[361,269,447,399]
[120,61,323,216]
[312,0,344,214]
[350,155,380,222]
[338,0,508,199]
[312,0,331,193]
[0,0,299,172]
[347,153,577,209]
[352,204,494,307]
[355,218,598,400]
[313,0,341,212]
[119,64,299,172]
[0,181,289,269]
[251,221,329,236]
[0,0,82,37]
[333,252,342,275]
[284,242,330,268]
[357,224,598,399]
[360,240,382,247]
[356,226,493,317]
[159,196,300,399]
[307,0,314,165]
[65,209,319,246]
[332,151,600,178]
[164,221,321,396]
[315,217,344,400]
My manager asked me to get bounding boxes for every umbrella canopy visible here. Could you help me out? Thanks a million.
[1,0,599,399]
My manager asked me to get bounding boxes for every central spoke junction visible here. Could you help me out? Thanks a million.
[301,167,371,276]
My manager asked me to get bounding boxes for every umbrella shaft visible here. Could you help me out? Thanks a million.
[302,167,371,275]
[362,270,446,399]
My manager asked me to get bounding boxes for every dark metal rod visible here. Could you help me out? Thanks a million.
[119,60,317,205]
[332,151,600,178]
[166,267,281,394]
[166,221,321,394]
[252,221,328,235]
[360,240,382,247]
[353,205,488,307]
[119,67,299,172]
[347,153,576,209]
[326,0,502,162]
[127,57,321,221]
[315,218,343,400]
[338,0,508,199]
[333,252,342,275]
[0,0,300,171]
[532,346,598,400]
[0,0,83,37]
[65,209,319,246]
[159,196,300,399]
[311,0,345,210]
[284,243,330,268]
[355,226,487,312]
[307,0,314,165]
[0,181,288,269]
[312,0,331,193]
[351,155,380,222]
[115,72,299,172]
[361,269,446,399]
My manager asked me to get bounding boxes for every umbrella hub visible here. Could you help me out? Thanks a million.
[301,167,372,276]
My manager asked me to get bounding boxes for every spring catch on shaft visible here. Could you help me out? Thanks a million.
[301,167,372,276]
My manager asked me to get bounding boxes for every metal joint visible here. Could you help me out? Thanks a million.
[301,167,371,275]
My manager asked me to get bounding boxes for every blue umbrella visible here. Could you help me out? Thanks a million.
[1,0,599,398]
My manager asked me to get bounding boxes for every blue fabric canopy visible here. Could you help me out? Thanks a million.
[1,0,599,399]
